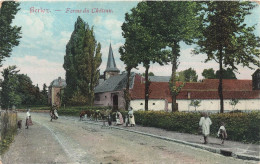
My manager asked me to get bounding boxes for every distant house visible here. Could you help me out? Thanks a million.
[48,77,66,107]
[94,44,260,112]
[94,44,135,110]
[130,72,260,112]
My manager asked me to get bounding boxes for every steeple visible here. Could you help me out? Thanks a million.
[104,43,120,80]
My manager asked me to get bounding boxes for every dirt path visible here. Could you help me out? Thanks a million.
[1,113,256,164]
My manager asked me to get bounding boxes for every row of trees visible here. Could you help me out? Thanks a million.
[120,1,260,113]
[0,66,48,109]
[144,67,237,83]
[63,17,102,106]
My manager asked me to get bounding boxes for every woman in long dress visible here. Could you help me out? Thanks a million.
[25,109,33,129]
[128,107,135,127]
[199,112,212,144]
[116,111,124,125]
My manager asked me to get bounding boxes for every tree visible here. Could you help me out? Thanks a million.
[121,3,170,111]
[177,68,198,82]
[229,98,239,111]
[142,72,155,77]
[216,68,237,79]
[0,1,22,66]
[119,39,138,110]
[190,99,201,111]
[141,2,202,112]
[1,66,21,109]
[194,1,260,113]
[63,16,102,105]
[41,83,48,105]
[202,68,216,79]
[63,17,85,104]
[78,25,102,105]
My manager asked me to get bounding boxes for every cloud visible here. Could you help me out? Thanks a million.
[1,56,65,89]
[93,16,123,40]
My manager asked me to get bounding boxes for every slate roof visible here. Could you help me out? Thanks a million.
[130,77,260,102]
[105,43,120,72]
[149,76,171,82]
[49,77,66,88]
[94,72,135,93]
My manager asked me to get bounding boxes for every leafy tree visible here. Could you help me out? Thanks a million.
[202,68,216,79]
[194,1,260,113]
[78,25,102,105]
[119,38,138,110]
[41,83,48,105]
[190,99,201,111]
[142,72,155,77]
[16,74,35,105]
[64,16,102,105]
[216,68,237,79]
[121,3,170,111]
[63,17,85,104]
[0,1,22,66]
[1,66,21,109]
[141,1,202,112]
[229,98,239,110]
[177,68,198,82]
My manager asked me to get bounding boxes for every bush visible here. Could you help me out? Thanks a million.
[58,106,109,116]
[134,110,260,143]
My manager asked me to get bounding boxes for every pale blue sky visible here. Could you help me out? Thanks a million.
[1,1,260,88]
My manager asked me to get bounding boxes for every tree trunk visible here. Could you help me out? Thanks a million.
[125,68,131,110]
[218,49,224,113]
[145,65,150,111]
[171,43,179,112]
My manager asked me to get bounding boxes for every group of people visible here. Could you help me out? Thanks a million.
[22,104,59,129]
[199,112,227,144]
[115,107,135,127]
[23,106,227,145]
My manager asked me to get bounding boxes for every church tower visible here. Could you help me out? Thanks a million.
[104,43,120,80]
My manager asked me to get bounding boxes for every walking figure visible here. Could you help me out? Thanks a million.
[199,112,212,144]
[128,107,135,127]
[25,109,33,129]
[217,122,227,144]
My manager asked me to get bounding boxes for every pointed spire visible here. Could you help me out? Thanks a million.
[105,43,120,72]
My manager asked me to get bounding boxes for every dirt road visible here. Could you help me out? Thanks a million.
[1,113,255,164]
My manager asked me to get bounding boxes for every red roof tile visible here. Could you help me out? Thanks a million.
[130,75,260,102]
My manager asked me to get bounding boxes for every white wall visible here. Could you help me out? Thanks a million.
[130,99,260,112]
[130,99,167,111]
[168,99,260,112]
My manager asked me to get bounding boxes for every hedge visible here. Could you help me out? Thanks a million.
[58,106,109,116]
[37,105,260,143]
[134,111,260,143]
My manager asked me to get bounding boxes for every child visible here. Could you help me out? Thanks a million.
[217,122,227,144]
[107,114,112,126]
[125,115,129,127]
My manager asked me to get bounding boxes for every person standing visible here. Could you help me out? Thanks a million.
[115,111,124,125]
[25,109,33,129]
[199,112,212,144]
[128,107,135,127]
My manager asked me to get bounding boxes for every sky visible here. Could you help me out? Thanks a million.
[1,1,260,89]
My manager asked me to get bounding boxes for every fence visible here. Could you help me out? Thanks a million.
[0,110,17,145]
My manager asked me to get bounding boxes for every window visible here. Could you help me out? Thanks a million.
[140,103,143,105]
[153,103,155,105]
[95,94,100,101]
